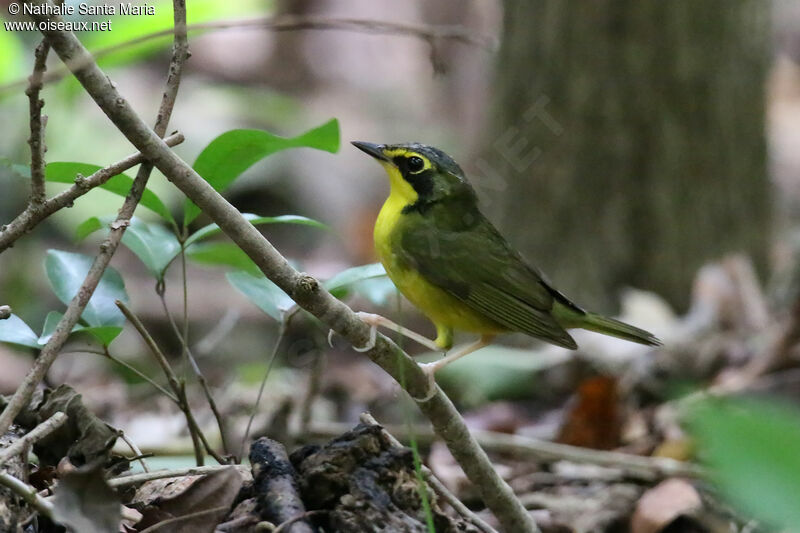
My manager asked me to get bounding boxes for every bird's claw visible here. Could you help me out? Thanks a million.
[327,329,336,348]
[413,362,439,402]
[353,322,377,352]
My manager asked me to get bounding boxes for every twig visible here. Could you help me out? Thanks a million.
[118,430,150,473]
[139,505,230,533]
[0,412,67,467]
[116,300,224,466]
[312,421,704,481]
[360,413,498,533]
[25,6,536,531]
[103,349,178,403]
[0,132,184,253]
[0,306,10,320]
[299,351,325,437]
[0,16,496,94]
[26,39,50,206]
[0,472,54,518]
[158,290,231,458]
[108,464,249,488]
[250,438,314,533]
[0,0,192,456]
[240,321,287,460]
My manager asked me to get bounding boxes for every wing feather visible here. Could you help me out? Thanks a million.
[397,208,577,348]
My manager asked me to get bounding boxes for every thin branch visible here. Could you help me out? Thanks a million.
[312,421,704,481]
[0,16,496,94]
[239,320,287,461]
[158,291,231,458]
[0,412,67,467]
[116,300,224,465]
[0,472,54,518]
[25,6,536,531]
[360,413,498,533]
[103,349,178,403]
[0,0,190,447]
[26,39,50,206]
[108,464,249,488]
[299,351,325,436]
[0,132,184,253]
[118,430,150,473]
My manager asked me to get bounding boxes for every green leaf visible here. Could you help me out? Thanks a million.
[45,163,175,224]
[121,219,181,280]
[38,311,122,347]
[687,397,800,530]
[82,0,265,69]
[185,214,327,248]
[0,314,40,349]
[0,31,25,85]
[324,263,387,296]
[186,242,261,275]
[185,119,340,224]
[75,217,106,241]
[45,250,129,327]
[226,271,292,321]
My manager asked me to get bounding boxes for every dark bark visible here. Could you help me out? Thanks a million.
[479,0,770,312]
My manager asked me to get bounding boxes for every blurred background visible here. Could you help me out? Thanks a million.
[2,0,800,528]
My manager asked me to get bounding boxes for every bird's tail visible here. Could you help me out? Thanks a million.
[580,312,662,346]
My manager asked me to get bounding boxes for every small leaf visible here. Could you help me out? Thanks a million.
[186,242,261,275]
[45,250,129,327]
[51,467,121,533]
[0,314,40,349]
[687,397,800,530]
[185,119,340,224]
[121,218,181,280]
[324,263,386,295]
[226,271,292,321]
[39,312,122,347]
[45,162,175,224]
[75,216,105,241]
[184,213,327,248]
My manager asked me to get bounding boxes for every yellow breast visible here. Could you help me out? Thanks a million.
[373,190,505,342]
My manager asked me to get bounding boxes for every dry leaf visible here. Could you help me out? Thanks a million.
[631,478,702,533]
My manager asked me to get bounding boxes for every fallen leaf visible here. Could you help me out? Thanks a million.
[133,467,243,533]
[52,466,121,533]
[631,478,702,533]
[556,376,621,450]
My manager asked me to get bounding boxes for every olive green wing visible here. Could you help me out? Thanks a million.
[397,215,578,349]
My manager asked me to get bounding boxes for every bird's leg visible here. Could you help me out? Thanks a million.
[416,335,495,402]
[354,312,441,352]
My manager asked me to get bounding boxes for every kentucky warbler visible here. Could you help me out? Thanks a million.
[352,141,661,394]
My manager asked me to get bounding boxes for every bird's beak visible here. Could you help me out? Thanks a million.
[352,141,390,162]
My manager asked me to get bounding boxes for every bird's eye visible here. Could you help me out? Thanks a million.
[407,156,425,173]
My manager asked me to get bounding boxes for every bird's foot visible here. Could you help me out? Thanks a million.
[353,321,377,352]
[413,362,440,402]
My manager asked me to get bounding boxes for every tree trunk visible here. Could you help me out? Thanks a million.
[478,0,770,312]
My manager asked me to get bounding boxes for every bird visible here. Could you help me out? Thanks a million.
[351,141,661,399]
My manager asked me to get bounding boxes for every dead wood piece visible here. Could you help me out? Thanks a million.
[0,426,33,531]
[250,437,314,533]
[291,423,480,533]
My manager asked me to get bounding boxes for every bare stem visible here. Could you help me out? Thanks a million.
[0,132,184,253]
[116,300,224,466]
[26,39,50,206]
[108,464,249,488]
[0,412,67,467]
[239,321,287,461]
[158,290,231,458]
[0,16,496,94]
[0,0,189,440]
[0,472,54,518]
